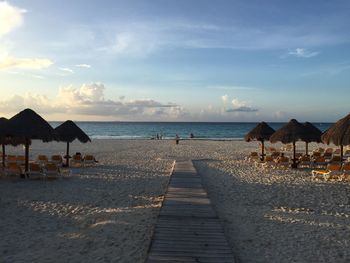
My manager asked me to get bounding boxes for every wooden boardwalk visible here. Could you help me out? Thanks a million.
[146,160,234,263]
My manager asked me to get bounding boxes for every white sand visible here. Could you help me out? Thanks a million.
[1,139,349,262]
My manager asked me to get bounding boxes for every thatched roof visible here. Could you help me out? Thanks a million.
[54,120,91,143]
[0,117,31,146]
[322,113,350,146]
[303,122,322,143]
[245,122,275,142]
[270,119,309,144]
[3,109,56,142]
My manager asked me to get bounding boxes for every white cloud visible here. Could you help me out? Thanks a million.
[0,1,26,37]
[75,64,91,68]
[288,48,319,58]
[0,55,53,70]
[59,67,74,73]
[0,83,180,120]
[226,98,258,113]
[221,95,228,104]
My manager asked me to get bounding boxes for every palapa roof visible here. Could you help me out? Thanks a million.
[3,108,56,142]
[270,119,309,144]
[321,113,350,146]
[54,120,91,143]
[245,122,275,142]
[0,117,31,146]
[303,122,322,143]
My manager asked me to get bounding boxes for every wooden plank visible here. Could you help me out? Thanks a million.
[146,160,234,263]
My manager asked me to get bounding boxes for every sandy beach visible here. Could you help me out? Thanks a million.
[1,139,350,262]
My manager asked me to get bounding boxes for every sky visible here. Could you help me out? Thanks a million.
[0,0,349,122]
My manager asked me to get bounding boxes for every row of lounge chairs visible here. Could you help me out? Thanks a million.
[312,163,350,181]
[2,154,97,167]
[1,153,97,180]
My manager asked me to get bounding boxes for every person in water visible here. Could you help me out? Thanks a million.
[190,133,194,139]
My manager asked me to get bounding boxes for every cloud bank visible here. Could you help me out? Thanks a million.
[0,83,182,120]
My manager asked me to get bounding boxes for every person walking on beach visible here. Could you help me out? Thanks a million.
[175,134,180,145]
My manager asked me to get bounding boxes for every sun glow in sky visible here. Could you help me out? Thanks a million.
[0,0,349,121]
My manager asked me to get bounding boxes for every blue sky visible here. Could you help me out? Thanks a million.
[0,0,349,121]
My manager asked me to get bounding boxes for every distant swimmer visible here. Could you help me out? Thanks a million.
[190,133,194,139]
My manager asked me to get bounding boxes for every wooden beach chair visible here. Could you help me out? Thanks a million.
[312,163,342,181]
[16,155,25,166]
[5,163,22,178]
[313,156,327,169]
[6,155,17,166]
[51,155,63,166]
[261,156,276,169]
[70,154,83,167]
[276,156,290,168]
[37,155,49,165]
[44,163,61,179]
[299,155,311,168]
[341,163,350,182]
[245,152,259,162]
[27,163,44,180]
[329,156,342,164]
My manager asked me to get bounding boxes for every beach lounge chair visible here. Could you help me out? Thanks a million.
[83,154,96,166]
[299,155,311,168]
[245,152,259,162]
[27,163,44,180]
[329,156,342,164]
[70,154,83,167]
[44,163,61,179]
[261,156,276,169]
[51,155,63,166]
[16,155,25,166]
[276,156,290,168]
[312,163,342,181]
[37,155,49,165]
[4,163,22,177]
[313,156,327,169]
[344,150,350,158]
[323,152,333,161]
[325,148,334,154]
[6,155,17,166]
[333,149,341,156]
[341,163,350,181]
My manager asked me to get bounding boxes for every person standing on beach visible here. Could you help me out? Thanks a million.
[175,134,180,144]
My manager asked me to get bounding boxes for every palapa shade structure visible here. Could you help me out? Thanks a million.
[245,122,275,161]
[321,113,350,160]
[0,117,31,169]
[3,109,56,172]
[303,122,322,155]
[270,119,309,168]
[54,120,91,167]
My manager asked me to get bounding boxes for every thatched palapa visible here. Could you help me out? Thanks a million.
[245,122,275,160]
[54,120,91,166]
[270,119,309,168]
[3,109,56,172]
[321,113,350,160]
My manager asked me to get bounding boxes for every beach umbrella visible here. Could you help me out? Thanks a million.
[302,122,322,156]
[54,120,91,167]
[245,122,275,161]
[3,109,56,172]
[321,113,350,161]
[270,119,309,168]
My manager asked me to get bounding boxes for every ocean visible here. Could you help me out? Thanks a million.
[50,122,333,140]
